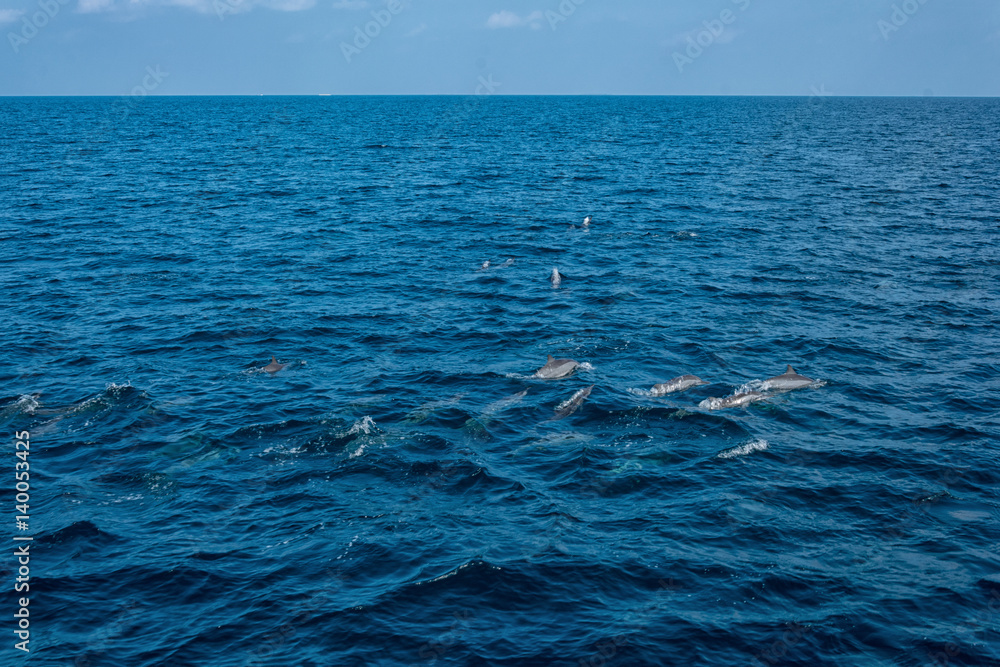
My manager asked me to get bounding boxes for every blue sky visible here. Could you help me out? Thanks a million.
[1,0,998,95]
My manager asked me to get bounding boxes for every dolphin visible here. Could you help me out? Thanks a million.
[763,365,814,390]
[464,389,530,441]
[699,391,766,410]
[263,356,286,373]
[550,268,564,287]
[583,215,593,227]
[552,385,594,420]
[403,393,467,424]
[534,355,580,379]
[480,389,528,420]
[651,375,708,396]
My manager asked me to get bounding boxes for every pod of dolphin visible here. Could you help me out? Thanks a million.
[524,356,815,414]
[262,355,815,418]
[260,215,819,418]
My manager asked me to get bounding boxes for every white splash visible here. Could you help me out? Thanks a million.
[698,394,766,411]
[347,415,377,436]
[555,387,591,412]
[344,416,379,458]
[336,534,361,560]
[734,379,766,394]
[260,444,304,456]
[717,439,769,460]
[5,394,40,416]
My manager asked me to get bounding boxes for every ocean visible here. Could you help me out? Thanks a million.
[1,95,998,666]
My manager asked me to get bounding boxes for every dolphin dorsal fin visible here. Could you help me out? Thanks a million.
[786,365,795,374]
[271,356,278,363]
[547,355,554,363]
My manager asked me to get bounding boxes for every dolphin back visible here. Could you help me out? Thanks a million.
[553,385,594,419]
[536,357,579,379]
[651,375,708,395]
[763,365,813,389]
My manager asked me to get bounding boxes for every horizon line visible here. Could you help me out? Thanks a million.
[2,93,998,99]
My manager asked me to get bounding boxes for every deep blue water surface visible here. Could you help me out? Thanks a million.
[1,96,999,666]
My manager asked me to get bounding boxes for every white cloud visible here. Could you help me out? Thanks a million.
[75,0,315,14]
[0,9,24,24]
[266,0,315,11]
[486,10,519,28]
[486,10,543,30]
[78,0,115,11]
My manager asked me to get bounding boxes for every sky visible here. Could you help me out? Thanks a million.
[0,0,998,96]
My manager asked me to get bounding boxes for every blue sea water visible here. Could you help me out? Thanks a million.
[1,96,999,666]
